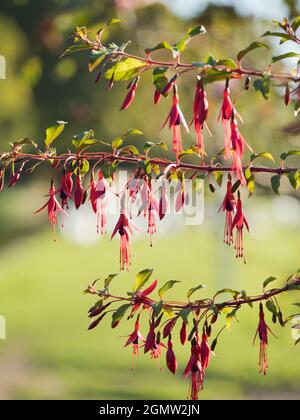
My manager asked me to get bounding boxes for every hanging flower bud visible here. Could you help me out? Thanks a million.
[162,84,189,161]
[285,85,291,106]
[74,174,84,209]
[159,182,169,220]
[219,175,236,245]
[230,112,252,185]
[200,333,211,373]
[8,162,26,188]
[231,191,249,262]
[180,321,187,345]
[193,76,209,157]
[60,170,73,211]
[218,79,234,158]
[0,168,4,191]
[166,337,177,374]
[144,322,156,354]
[154,89,161,105]
[163,317,178,339]
[120,76,140,110]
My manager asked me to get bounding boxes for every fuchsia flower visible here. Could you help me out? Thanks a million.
[230,114,253,185]
[231,191,249,262]
[90,170,107,235]
[180,321,187,346]
[59,170,73,227]
[254,304,274,375]
[218,79,234,158]
[163,84,189,161]
[200,333,211,373]
[74,174,85,209]
[159,182,169,220]
[183,336,204,400]
[8,161,27,188]
[219,175,236,245]
[120,77,140,110]
[34,180,67,239]
[192,77,209,157]
[125,316,145,356]
[166,337,177,374]
[111,207,139,271]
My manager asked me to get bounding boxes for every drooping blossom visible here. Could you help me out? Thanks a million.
[192,76,209,158]
[154,73,178,105]
[74,174,85,209]
[231,191,249,262]
[124,316,145,361]
[254,304,275,375]
[180,321,187,345]
[59,170,73,211]
[138,178,159,245]
[120,77,140,110]
[111,206,139,271]
[218,79,234,158]
[8,161,27,188]
[166,337,177,374]
[183,336,204,400]
[158,181,169,220]
[218,175,236,245]
[230,114,252,185]
[34,180,67,240]
[200,333,211,375]
[163,84,189,161]
[90,170,107,235]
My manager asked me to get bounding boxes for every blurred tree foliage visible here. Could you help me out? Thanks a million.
[0,0,299,242]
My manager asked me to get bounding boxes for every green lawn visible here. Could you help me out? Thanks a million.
[0,199,300,400]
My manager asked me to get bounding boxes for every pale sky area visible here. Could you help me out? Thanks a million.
[160,0,293,19]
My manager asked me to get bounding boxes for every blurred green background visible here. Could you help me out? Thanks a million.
[0,0,300,400]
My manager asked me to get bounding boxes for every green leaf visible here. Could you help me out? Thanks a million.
[10,137,37,149]
[158,280,180,299]
[281,150,300,160]
[213,171,223,188]
[253,74,271,100]
[247,175,256,197]
[104,273,118,289]
[214,289,240,300]
[237,42,269,61]
[215,58,237,69]
[187,284,207,300]
[144,141,168,153]
[262,31,294,41]
[72,129,96,150]
[111,304,131,328]
[123,128,143,137]
[145,41,173,54]
[263,276,277,290]
[272,52,300,63]
[111,137,123,150]
[88,48,107,72]
[179,308,191,323]
[78,159,89,175]
[292,16,300,32]
[251,152,275,163]
[107,18,123,26]
[295,100,300,117]
[174,25,206,54]
[231,180,241,194]
[226,309,238,330]
[266,300,278,315]
[288,171,300,190]
[241,290,253,308]
[60,44,93,57]
[271,175,281,194]
[104,58,146,81]
[119,145,139,155]
[152,67,168,93]
[151,300,164,317]
[45,121,67,147]
[133,269,153,292]
[293,303,300,308]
